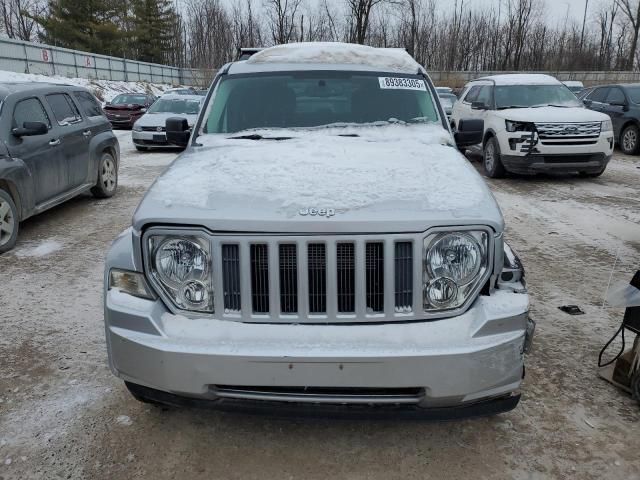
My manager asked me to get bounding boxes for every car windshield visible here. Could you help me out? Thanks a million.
[203,71,439,134]
[148,98,201,114]
[439,94,456,108]
[111,94,147,105]
[625,86,640,103]
[494,85,581,108]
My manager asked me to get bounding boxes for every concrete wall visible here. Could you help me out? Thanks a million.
[0,37,211,86]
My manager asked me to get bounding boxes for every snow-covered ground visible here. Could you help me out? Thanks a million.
[0,70,174,102]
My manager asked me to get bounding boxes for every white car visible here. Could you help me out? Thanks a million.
[131,94,204,150]
[450,74,614,177]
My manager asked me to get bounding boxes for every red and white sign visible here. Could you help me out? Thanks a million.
[41,49,51,62]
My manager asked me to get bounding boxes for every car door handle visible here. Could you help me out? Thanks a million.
[49,139,60,146]
[82,130,92,137]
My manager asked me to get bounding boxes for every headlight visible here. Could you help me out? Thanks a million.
[423,231,489,311]
[602,119,613,132]
[505,120,533,132]
[148,235,214,312]
[132,124,142,131]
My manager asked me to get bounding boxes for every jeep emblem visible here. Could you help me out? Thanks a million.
[299,207,335,218]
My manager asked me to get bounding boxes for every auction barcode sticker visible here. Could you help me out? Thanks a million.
[378,77,426,91]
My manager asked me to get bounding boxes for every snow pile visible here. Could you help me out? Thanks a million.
[247,42,423,73]
[0,70,174,102]
[150,124,489,212]
[478,73,561,85]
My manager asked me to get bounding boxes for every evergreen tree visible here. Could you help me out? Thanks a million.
[36,0,124,56]
[131,0,179,64]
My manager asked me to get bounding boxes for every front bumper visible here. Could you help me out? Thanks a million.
[131,130,172,147]
[105,285,531,412]
[496,130,614,174]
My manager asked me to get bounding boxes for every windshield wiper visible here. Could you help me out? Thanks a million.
[338,133,359,137]
[496,105,528,110]
[228,134,292,141]
[531,104,571,108]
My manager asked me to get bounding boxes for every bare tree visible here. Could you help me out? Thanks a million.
[0,0,43,40]
[615,0,640,68]
[345,0,386,44]
[264,0,303,44]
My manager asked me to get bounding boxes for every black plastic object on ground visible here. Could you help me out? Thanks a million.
[558,305,585,315]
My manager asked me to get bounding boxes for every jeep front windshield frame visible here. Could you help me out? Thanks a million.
[201,71,441,134]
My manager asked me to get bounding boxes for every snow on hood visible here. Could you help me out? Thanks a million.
[493,106,610,123]
[136,124,503,233]
[246,42,423,74]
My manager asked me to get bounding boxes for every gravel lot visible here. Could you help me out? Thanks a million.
[1,130,639,480]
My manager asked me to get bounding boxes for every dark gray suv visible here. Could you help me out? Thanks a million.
[0,82,120,253]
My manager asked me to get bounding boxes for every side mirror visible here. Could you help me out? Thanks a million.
[471,101,488,110]
[454,119,484,148]
[166,117,190,147]
[583,99,592,107]
[12,121,48,137]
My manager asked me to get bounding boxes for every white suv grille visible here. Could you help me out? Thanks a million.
[535,122,601,140]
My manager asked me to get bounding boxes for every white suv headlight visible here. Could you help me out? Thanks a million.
[423,231,489,311]
[147,235,214,312]
[602,119,613,132]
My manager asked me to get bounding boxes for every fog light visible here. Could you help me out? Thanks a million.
[426,277,458,308]
[179,280,209,308]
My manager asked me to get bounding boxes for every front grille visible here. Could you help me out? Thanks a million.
[365,243,384,313]
[394,242,413,312]
[141,126,166,132]
[250,244,269,313]
[212,385,425,404]
[279,244,298,314]
[308,243,327,313]
[222,244,241,312]
[535,122,601,139]
[336,243,355,313]
[214,237,421,322]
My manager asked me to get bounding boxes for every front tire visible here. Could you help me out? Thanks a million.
[620,124,640,155]
[0,189,19,254]
[483,136,506,178]
[91,152,118,198]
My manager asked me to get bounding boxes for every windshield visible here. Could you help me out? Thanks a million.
[495,85,581,108]
[625,86,640,104]
[203,72,439,133]
[148,98,201,114]
[439,94,456,108]
[111,94,147,105]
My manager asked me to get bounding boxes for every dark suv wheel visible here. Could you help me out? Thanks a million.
[91,152,118,198]
[0,188,18,254]
[620,124,640,155]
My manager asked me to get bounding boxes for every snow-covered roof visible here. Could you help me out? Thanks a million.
[232,42,423,74]
[472,74,561,86]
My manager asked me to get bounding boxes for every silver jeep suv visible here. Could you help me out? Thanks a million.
[104,43,534,418]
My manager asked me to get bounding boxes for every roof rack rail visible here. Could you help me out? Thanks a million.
[237,47,264,60]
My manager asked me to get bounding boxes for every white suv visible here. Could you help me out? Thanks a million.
[450,74,614,177]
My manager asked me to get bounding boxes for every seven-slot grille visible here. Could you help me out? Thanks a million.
[535,121,601,142]
[219,238,415,321]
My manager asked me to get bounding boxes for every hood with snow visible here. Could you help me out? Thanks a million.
[133,124,504,234]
